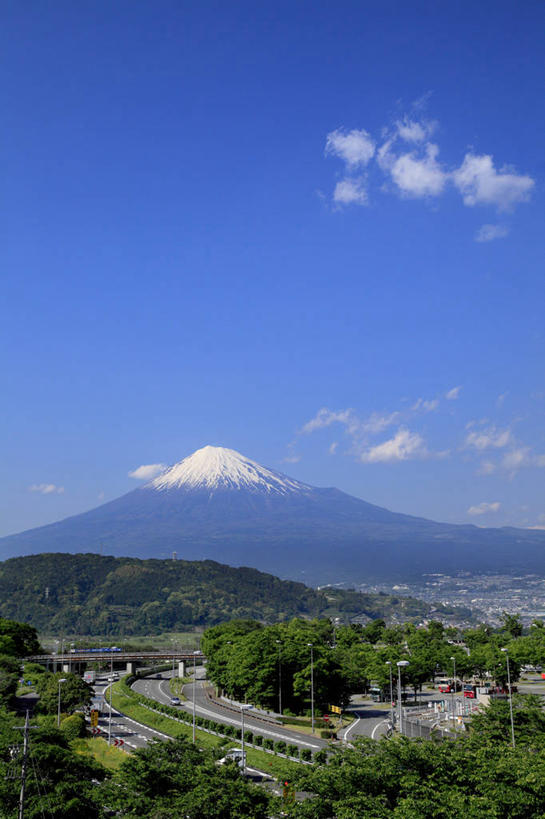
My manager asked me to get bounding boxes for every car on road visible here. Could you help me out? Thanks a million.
[170,697,181,705]
[218,748,246,768]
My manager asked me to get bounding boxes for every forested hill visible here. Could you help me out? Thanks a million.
[0,553,468,635]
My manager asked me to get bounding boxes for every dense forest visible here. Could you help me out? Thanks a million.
[0,553,470,635]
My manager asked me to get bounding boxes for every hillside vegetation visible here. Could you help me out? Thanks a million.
[0,553,469,635]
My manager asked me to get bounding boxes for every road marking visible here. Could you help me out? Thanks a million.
[342,713,362,741]
[371,719,391,740]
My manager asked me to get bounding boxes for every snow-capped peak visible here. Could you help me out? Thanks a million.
[147,446,310,495]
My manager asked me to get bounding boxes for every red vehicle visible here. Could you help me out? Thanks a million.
[463,684,477,698]
[438,679,461,693]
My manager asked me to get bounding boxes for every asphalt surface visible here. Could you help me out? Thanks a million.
[133,669,326,752]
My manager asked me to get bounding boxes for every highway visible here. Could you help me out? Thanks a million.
[91,668,327,760]
[132,669,327,752]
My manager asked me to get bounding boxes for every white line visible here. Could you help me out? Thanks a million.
[371,720,390,740]
[342,714,362,741]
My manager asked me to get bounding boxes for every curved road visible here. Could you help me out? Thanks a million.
[133,670,326,752]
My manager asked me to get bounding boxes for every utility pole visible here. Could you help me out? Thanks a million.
[15,711,37,819]
[276,640,282,715]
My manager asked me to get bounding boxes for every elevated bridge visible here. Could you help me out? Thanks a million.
[25,650,204,674]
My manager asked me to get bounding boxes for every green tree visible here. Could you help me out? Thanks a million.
[35,672,92,715]
[98,735,271,817]
[0,617,41,656]
[0,711,106,818]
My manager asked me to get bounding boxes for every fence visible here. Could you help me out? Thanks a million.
[398,698,480,741]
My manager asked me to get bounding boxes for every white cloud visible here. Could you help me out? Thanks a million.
[453,153,534,210]
[478,461,496,475]
[475,224,509,242]
[282,455,301,464]
[128,463,167,480]
[464,425,512,451]
[445,386,461,400]
[29,483,65,495]
[395,117,436,143]
[325,128,375,167]
[390,143,447,198]
[301,407,399,438]
[333,177,368,206]
[502,447,531,471]
[324,113,535,225]
[467,501,501,516]
[359,427,429,463]
[362,411,400,433]
[412,397,439,413]
[329,442,338,455]
[301,408,357,435]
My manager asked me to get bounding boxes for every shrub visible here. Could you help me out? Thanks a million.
[244,731,253,744]
[301,749,312,762]
[254,734,263,746]
[320,729,336,739]
[287,744,298,758]
[274,741,286,755]
[61,713,87,740]
[314,749,327,764]
[263,738,274,751]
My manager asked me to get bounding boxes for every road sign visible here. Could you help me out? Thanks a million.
[330,705,342,714]
[323,715,329,722]
[91,727,101,735]
[113,738,124,747]
[90,709,99,727]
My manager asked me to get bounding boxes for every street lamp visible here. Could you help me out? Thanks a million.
[57,678,67,728]
[240,704,253,775]
[107,677,113,746]
[192,650,199,743]
[501,648,516,748]
[385,661,394,727]
[396,661,409,734]
[276,640,282,716]
[450,656,456,723]
[307,643,315,734]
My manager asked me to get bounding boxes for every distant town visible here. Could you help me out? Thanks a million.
[353,573,545,627]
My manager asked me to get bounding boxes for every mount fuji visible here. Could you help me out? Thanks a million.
[1,445,545,584]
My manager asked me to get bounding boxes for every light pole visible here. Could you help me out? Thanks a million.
[192,650,199,743]
[240,704,253,775]
[385,661,394,727]
[396,661,409,734]
[276,640,282,716]
[108,677,113,746]
[307,643,315,734]
[501,648,516,748]
[57,678,67,728]
[450,656,456,723]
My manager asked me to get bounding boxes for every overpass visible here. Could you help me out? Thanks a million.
[25,650,204,674]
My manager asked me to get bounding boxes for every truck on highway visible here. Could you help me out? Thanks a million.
[83,670,96,684]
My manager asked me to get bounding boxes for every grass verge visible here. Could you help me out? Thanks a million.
[73,736,127,770]
[109,682,301,776]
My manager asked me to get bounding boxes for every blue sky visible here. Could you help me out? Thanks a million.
[1,0,544,537]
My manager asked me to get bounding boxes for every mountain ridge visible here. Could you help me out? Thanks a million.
[1,446,544,584]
